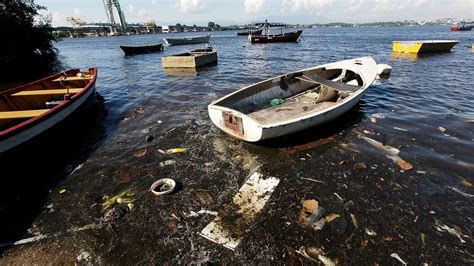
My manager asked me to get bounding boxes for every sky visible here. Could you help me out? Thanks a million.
[37,0,474,27]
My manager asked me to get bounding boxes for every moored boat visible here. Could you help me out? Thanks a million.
[392,40,459,53]
[0,69,97,153]
[450,25,472,31]
[248,30,302,43]
[163,34,211,45]
[120,43,163,55]
[162,47,217,68]
[208,57,380,142]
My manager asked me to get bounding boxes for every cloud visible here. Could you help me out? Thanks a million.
[176,0,206,14]
[51,11,63,26]
[282,0,335,13]
[244,0,265,14]
[152,0,157,5]
[372,0,427,12]
[128,4,134,13]
[345,0,365,13]
[73,8,81,18]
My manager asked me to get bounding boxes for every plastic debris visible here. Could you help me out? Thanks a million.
[390,253,407,265]
[300,176,325,183]
[134,148,147,157]
[297,246,336,266]
[188,209,218,217]
[460,177,472,188]
[150,178,176,196]
[159,160,176,167]
[420,232,426,246]
[397,159,414,171]
[435,224,468,243]
[446,186,474,198]
[394,127,408,132]
[350,214,359,228]
[333,192,344,201]
[59,189,67,194]
[270,98,284,106]
[438,126,446,133]
[383,236,395,241]
[195,191,215,204]
[280,136,336,155]
[359,134,400,156]
[354,162,367,169]
[102,189,135,212]
[325,213,340,223]
[365,227,377,236]
[166,148,187,154]
[71,163,84,175]
[199,172,280,250]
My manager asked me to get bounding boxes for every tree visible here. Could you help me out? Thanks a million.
[0,0,60,83]
[208,21,215,28]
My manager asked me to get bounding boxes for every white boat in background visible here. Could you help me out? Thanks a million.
[208,56,381,142]
[163,34,211,45]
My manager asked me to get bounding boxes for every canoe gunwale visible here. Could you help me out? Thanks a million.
[0,68,97,141]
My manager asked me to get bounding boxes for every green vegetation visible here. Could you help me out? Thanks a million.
[0,0,61,83]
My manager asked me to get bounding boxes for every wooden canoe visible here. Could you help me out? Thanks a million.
[120,43,163,55]
[208,57,379,142]
[0,68,97,153]
[163,35,211,45]
[248,30,302,43]
[162,48,217,68]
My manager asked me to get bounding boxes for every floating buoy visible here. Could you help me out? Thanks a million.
[150,178,176,196]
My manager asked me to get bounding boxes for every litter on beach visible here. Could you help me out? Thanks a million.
[199,171,280,250]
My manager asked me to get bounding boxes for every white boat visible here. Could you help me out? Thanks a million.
[163,34,210,45]
[208,56,380,142]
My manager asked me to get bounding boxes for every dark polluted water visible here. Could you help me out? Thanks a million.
[0,26,473,264]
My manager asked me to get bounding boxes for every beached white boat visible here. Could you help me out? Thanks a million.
[208,56,379,141]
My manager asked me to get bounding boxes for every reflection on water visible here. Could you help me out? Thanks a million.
[163,68,198,77]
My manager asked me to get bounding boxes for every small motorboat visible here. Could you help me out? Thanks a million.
[237,29,262,36]
[392,40,459,53]
[163,34,210,45]
[0,69,97,153]
[248,30,303,43]
[450,24,472,31]
[208,57,381,142]
[120,43,163,55]
[162,47,217,68]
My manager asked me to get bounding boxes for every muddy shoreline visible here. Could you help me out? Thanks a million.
[1,102,472,264]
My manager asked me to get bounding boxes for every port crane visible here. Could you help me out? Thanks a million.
[103,0,127,34]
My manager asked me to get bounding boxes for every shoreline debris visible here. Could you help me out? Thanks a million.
[390,253,407,265]
[150,178,176,196]
[199,172,280,250]
[297,246,336,266]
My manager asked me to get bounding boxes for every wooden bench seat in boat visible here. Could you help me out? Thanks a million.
[0,109,49,120]
[11,88,82,96]
[52,76,92,82]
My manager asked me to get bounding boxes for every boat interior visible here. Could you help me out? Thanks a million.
[215,67,363,125]
[173,47,215,57]
[0,69,93,130]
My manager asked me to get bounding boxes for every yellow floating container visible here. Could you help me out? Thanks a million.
[392,40,458,54]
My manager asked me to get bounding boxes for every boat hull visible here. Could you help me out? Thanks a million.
[120,43,163,55]
[0,69,97,154]
[451,26,472,31]
[163,35,210,45]
[392,40,459,53]
[208,57,378,142]
[162,48,217,68]
[248,30,302,43]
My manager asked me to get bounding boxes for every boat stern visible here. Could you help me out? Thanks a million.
[208,105,262,142]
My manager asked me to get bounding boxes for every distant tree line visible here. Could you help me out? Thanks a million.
[0,0,60,83]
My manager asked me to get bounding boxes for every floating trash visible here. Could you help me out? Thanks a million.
[102,189,135,212]
[165,148,187,154]
[134,148,147,157]
[159,160,176,167]
[199,172,280,250]
[150,178,176,196]
[297,246,337,266]
[390,253,407,265]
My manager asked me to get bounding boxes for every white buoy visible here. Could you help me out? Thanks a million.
[377,64,392,79]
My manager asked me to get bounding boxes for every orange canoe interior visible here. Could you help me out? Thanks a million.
[0,69,95,131]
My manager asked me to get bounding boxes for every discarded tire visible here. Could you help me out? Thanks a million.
[150,178,176,196]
